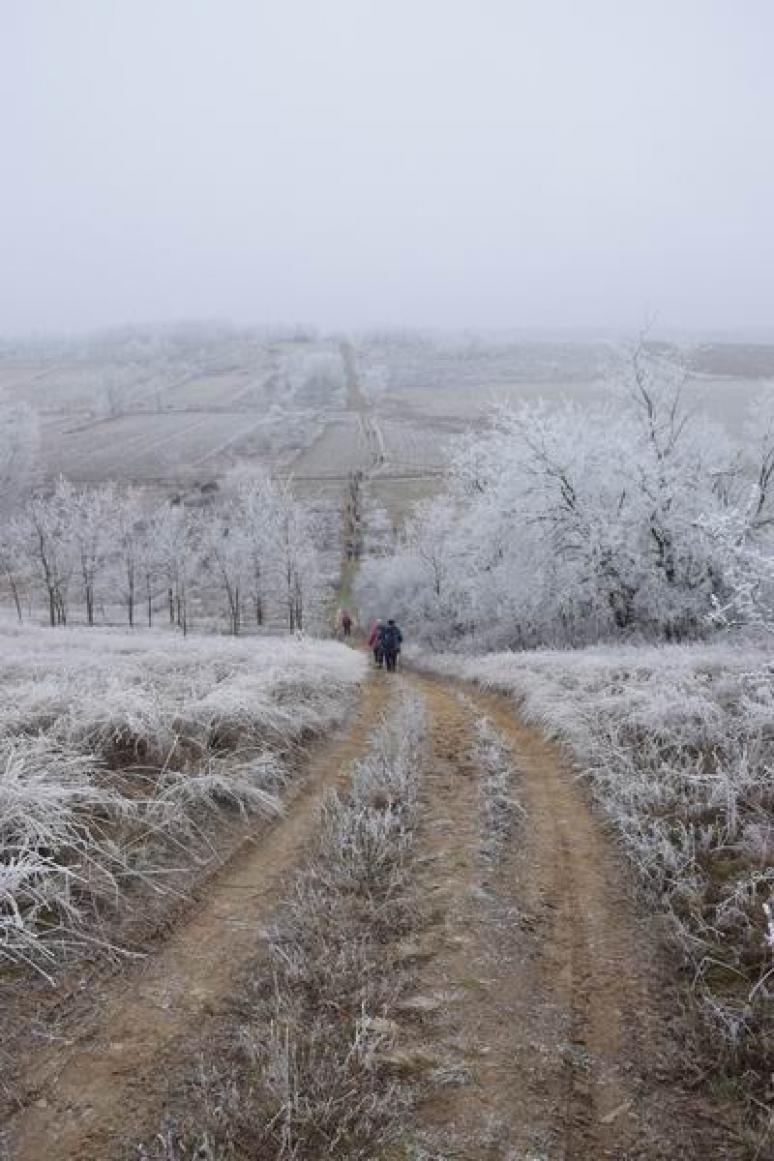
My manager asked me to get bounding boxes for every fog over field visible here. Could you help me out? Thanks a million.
[4,6,774,1159]
[3,0,773,521]
[3,1,774,337]
[2,1,772,509]
[1,327,770,537]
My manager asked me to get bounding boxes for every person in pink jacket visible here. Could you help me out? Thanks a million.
[368,619,383,667]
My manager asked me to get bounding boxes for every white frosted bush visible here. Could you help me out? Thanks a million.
[0,619,366,972]
[0,737,129,973]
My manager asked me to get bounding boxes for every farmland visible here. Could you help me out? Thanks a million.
[2,329,768,575]
[41,410,279,483]
[2,331,769,486]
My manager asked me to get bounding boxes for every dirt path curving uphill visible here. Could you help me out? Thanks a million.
[3,677,391,1161]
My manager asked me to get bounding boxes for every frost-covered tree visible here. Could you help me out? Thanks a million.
[112,488,145,627]
[1,448,330,635]
[151,504,198,635]
[700,490,774,633]
[24,480,77,626]
[0,517,29,622]
[69,483,117,625]
[200,498,249,635]
[357,346,774,649]
[0,396,40,622]
[274,481,321,634]
[238,473,283,627]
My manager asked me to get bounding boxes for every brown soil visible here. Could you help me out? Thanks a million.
[1,669,749,1159]
[395,675,745,1160]
[2,676,390,1161]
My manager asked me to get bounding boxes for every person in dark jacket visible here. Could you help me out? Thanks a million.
[380,619,403,672]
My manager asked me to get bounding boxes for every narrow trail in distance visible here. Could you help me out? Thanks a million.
[341,339,385,471]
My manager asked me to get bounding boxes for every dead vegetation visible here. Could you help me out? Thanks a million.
[3,668,754,1159]
[471,711,525,865]
[138,693,426,1160]
[427,644,774,1144]
[0,627,365,982]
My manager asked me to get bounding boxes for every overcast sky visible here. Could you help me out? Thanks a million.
[2,1,773,337]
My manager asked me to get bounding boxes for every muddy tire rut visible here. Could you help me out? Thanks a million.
[395,674,741,1160]
[2,678,391,1161]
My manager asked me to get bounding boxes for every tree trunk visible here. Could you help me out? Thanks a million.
[127,567,135,627]
[7,575,22,623]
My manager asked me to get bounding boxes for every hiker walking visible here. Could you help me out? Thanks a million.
[368,619,383,667]
[341,609,353,638]
[380,618,403,672]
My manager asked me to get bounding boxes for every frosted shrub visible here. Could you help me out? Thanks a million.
[147,754,285,830]
[0,619,365,974]
[358,347,774,650]
[0,738,128,973]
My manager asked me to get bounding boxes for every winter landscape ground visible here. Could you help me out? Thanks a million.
[1,330,774,1160]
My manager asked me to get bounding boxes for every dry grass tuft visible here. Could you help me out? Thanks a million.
[140,693,427,1160]
[0,622,365,976]
[471,714,525,864]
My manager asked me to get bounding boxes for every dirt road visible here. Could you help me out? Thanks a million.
[400,675,741,1159]
[2,668,742,1159]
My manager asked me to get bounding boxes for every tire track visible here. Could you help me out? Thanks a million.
[397,673,742,1159]
[341,340,386,472]
[3,677,390,1161]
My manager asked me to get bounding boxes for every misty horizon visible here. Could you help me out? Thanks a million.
[3,1,773,337]
[5,318,774,350]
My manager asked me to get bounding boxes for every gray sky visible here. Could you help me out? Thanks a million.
[2,1,773,336]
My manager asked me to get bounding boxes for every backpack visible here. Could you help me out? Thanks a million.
[381,624,401,652]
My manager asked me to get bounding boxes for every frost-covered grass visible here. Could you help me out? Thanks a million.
[0,738,130,977]
[0,620,365,974]
[471,715,525,865]
[245,695,425,1158]
[421,640,774,1087]
[140,695,426,1161]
